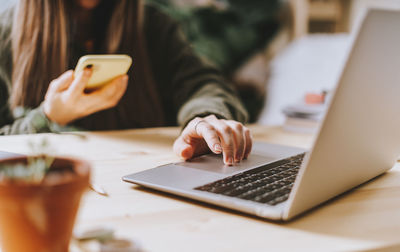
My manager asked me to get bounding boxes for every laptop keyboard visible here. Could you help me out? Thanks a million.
[194,153,305,206]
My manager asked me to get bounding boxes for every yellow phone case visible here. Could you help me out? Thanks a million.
[74,55,132,89]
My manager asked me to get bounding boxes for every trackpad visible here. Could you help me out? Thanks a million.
[175,142,306,175]
[176,154,277,175]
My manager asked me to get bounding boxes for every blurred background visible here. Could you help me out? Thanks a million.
[2,0,400,126]
[145,0,400,127]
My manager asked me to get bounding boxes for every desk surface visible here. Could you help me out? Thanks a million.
[0,125,399,252]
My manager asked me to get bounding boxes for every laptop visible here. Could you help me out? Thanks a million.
[123,10,400,221]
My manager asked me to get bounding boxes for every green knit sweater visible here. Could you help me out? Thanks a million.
[0,4,248,135]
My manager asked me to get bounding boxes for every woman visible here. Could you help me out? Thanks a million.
[0,0,252,165]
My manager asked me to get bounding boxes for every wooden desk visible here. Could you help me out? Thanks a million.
[0,125,399,252]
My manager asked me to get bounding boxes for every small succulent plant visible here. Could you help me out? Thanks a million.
[0,138,54,184]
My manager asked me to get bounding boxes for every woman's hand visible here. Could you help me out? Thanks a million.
[43,69,128,125]
[173,115,252,165]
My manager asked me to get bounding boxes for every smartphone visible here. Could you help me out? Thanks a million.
[74,54,132,90]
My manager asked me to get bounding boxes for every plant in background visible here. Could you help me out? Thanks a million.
[0,138,54,184]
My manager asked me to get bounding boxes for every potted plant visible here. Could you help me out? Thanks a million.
[0,140,90,252]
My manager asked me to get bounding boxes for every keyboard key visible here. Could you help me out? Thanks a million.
[194,153,305,205]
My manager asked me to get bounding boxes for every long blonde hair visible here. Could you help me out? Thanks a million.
[10,0,164,126]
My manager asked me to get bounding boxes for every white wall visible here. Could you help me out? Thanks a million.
[349,0,400,32]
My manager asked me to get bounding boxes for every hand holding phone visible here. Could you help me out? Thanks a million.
[74,54,132,90]
[44,60,129,125]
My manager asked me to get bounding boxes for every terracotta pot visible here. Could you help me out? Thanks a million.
[0,157,90,252]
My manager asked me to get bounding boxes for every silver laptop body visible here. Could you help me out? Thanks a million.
[123,10,400,221]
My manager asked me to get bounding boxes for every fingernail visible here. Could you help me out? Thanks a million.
[227,157,233,165]
[234,157,240,163]
[214,144,222,153]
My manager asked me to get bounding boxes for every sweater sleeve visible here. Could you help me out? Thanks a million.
[145,5,249,127]
[0,66,59,135]
[0,102,60,135]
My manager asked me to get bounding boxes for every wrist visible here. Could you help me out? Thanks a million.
[43,101,69,126]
